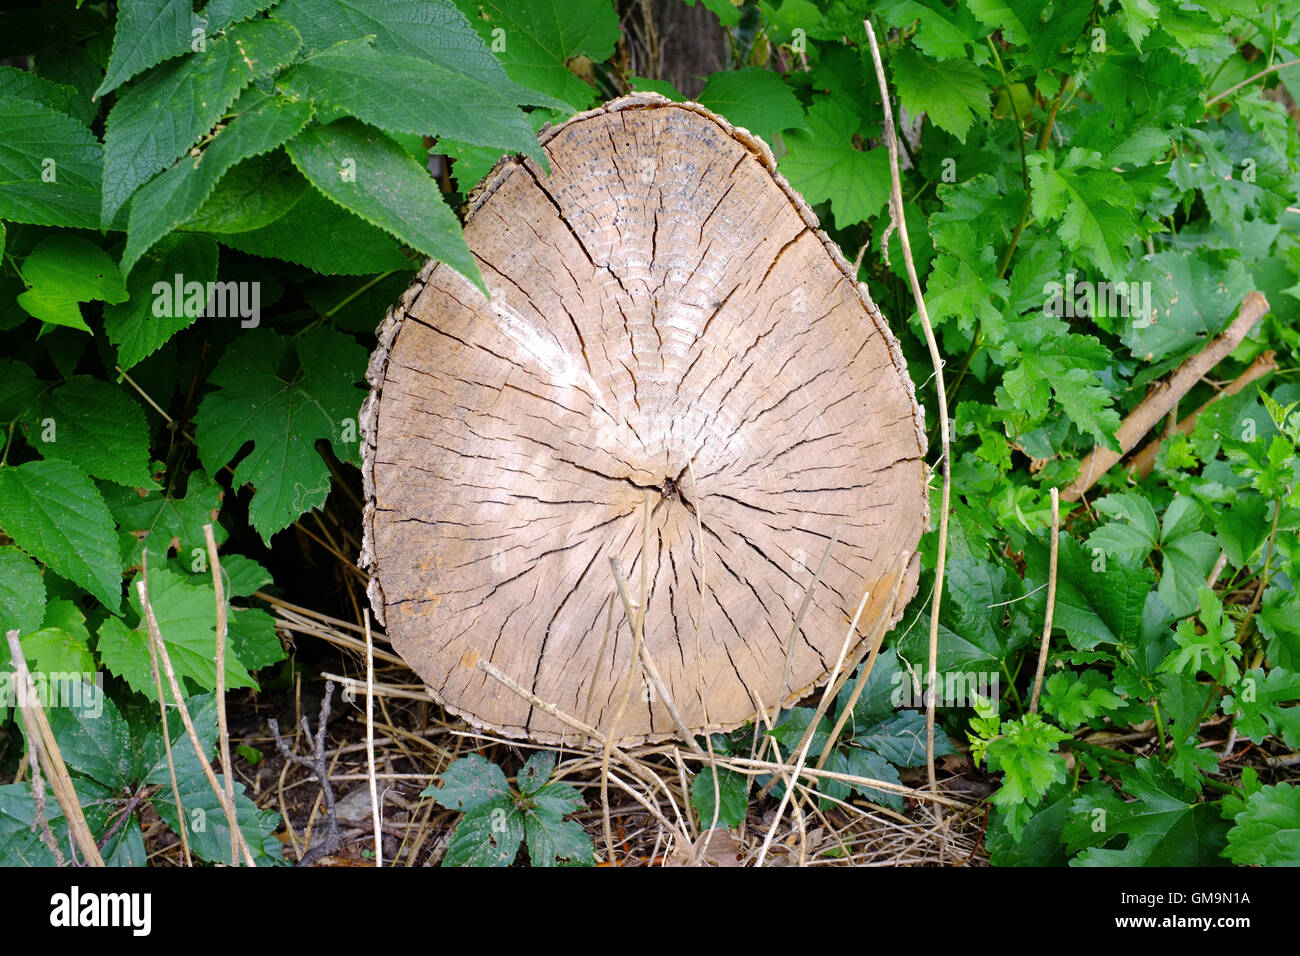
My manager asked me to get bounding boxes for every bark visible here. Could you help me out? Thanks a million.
[361,94,927,745]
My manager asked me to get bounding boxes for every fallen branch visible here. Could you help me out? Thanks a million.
[1126,350,1277,481]
[270,681,342,867]
[1062,291,1269,502]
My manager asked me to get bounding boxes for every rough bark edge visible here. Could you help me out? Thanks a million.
[359,93,930,744]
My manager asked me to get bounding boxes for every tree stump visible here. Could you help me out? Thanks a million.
[360,93,928,745]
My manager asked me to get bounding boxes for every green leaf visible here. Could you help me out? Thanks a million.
[206,179,411,274]
[221,554,273,596]
[1156,498,1219,619]
[16,236,128,332]
[517,750,555,796]
[97,0,206,98]
[1026,151,1136,283]
[1041,669,1127,729]
[1025,533,1155,651]
[524,783,592,866]
[874,0,985,60]
[122,95,314,274]
[0,66,76,112]
[21,598,95,675]
[451,0,621,110]
[1089,492,1159,563]
[1066,759,1230,866]
[0,546,46,638]
[0,95,103,229]
[184,150,310,234]
[101,18,303,227]
[1222,667,1300,748]
[106,234,221,370]
[979,714,1070,839]
[47,693,133,790]
[0,460,124,611]
[696,67,809,144]
[193,327,366,542]
[137,691,218,785]
[203,0,282,33]
[690,767,748,830]
[286,119,480,288]
[443,796,523,866]
[1223,783,1300,866]
[24,377,157,488]
[277,40,543,163]
[988,784,1071,864]
[96,569,257,699]
[422,753,512,812]
[156,775,286,864]
[103,469,225,570]
[890,47,989,143]
[851,711,946,767]
[966,0,1092,74]
[779,96,891,226]
[1124,250,1254,364]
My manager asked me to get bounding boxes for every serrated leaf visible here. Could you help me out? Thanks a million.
[97,0,206,98]
[422,753,512,812]
[193,327,366,542]
[967,0,1092,74]
[203,0,282,32]
[690,766,748,830]
[1123,250,1254,364]
[101,18,303,227]
[517,749,555,796]
[1222,667,1300,748]
[184,150,310,234]
[0,66,76,112]
[0,460,123,611]
[96,569,257,699]
[779,96,891,226]
[1025,533,1156,651]
[1041,669,1127,728]
[16,236,128,332]
[137,691,218,785]
[286,119,481,289]
[122,95,314,273]
[104,469,225,570]
[106,234,221,370]
[524,803,593,866]
[1223,783,1300,866]
[696,67,809,145]
[0,95,103,229]
[442,796,523,866]
[208,180,411,274]
[46,693,132,790]
[24,377,156,488]
[156,774,285,864]
[1157,498,1219,619]
[0,546,46,638]
[851,710,951,767]
[277,40,543,163]
[890,47,989,143]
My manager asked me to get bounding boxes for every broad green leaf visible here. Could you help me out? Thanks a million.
[20,600,95,676]
[1222,667,1300,748]
[451,0,621,110]
[0,546,46,638]
[874,0,985,60]
[1089,492,1159,563]
[203,0,282,32]
[1123,250,1254,364]
[101,18,303,226]
[137,691,218,785]
[1066,759,1230,865]
[103,468,226,570]
[442,796,523,866]
[1026,151,1136,283]
[0,95,103,229]
[696,68,809,145]
[24,376,157,488]
[193,327,367,542]
[285,119,481,288]
[851,710,952,767]
[46,693,133,790]
[988,784,1071,863]
[1223,783,1300,866]
[207,181,411,274]
[228,605,285,670]
[890,46,989,143]
[96,0,205,98]
[421,753,511,812]
[184,151,310,234]
[16,236,128,332]
[105,234,221,370]
[517,750,555,796]
[1025,534,1154,651]
[277,41,543,163]
[97,569,257,699]
[1157,497,1219,618]
[156,775,286,864]
[0,460,123,611]
[966,0,1092,74]
[122,95,314,273]
[779,96,891,226]
[1041,669,1127,729]
[0,66,76,112]
[690,767,748,830]
[525,790,594,867]
[220,554,273,596]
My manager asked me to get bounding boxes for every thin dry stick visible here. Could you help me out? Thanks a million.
[717,755,971,810]
[202,524,239,867]
[138,581,256,866]
[25,747,65,866]
[1063,291,1269,502]
[143,553,192,866]
[771,527,841,726]
[1028,488,1061,715]
[269,684,342,866]
[1206,57,1300,105]
[365,610,382,867]
[865,19,950,796]
[1127,350,1277,481]
[5,630,105,866]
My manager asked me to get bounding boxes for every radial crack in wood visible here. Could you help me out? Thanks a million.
[360,93,928,745]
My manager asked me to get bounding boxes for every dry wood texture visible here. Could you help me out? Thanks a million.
[361,94,928,745]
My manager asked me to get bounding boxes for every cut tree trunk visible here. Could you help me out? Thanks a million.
[361,94,928,745]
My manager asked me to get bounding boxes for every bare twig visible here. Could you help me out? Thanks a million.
[143,551,191,867]
[864,19,950,797]
[203,524,239,867]
[1029,487,1060,715]
[365,610,382,867]
[270,682,341,866]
